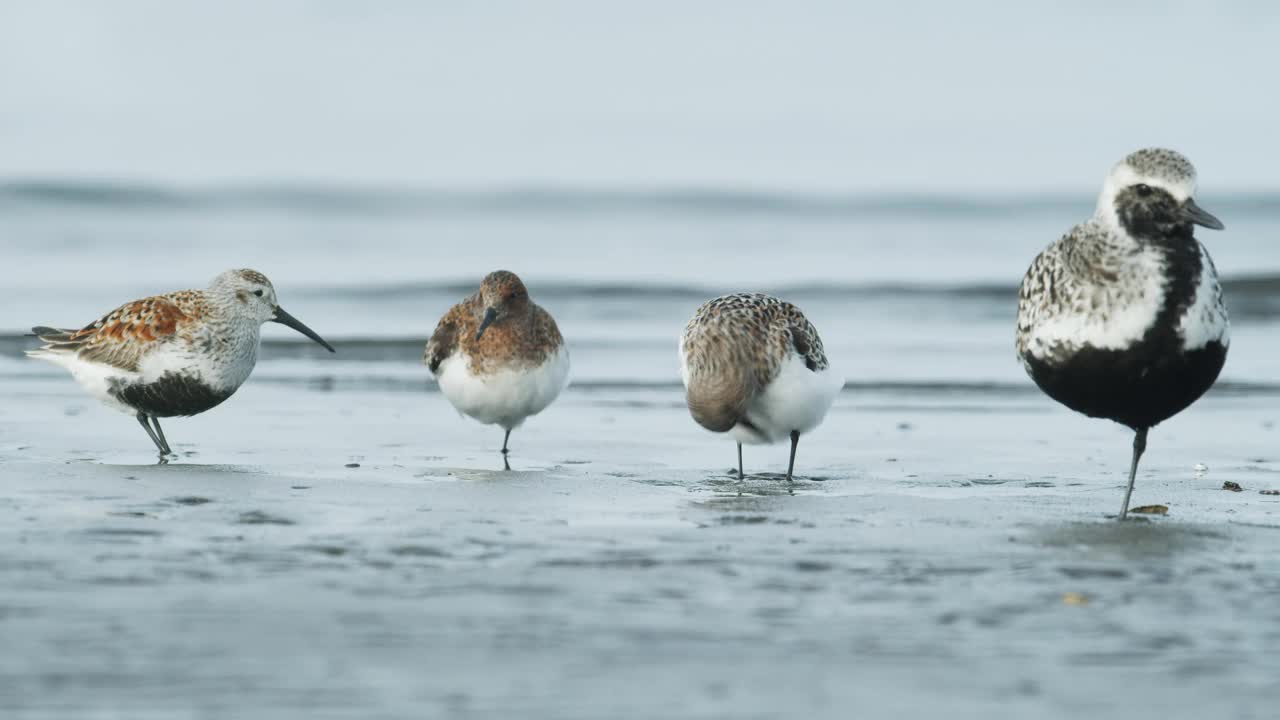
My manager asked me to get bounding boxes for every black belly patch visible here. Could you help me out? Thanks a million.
[1024,340,1226,430]
[109,373,236,418]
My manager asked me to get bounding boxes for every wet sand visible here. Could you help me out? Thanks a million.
[2,373,1279,719]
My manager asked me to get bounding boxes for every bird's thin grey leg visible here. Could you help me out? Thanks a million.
[149,416,174,456]
[786,430,800,484]
[501,429,512,471]
[736,442,744,497]
[135,412,167,461]
[1119,427,1148,520]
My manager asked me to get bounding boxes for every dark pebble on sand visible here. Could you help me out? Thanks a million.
[170,496,212,506]
[1223,481,1244,492]
[715,515,770,525]
[237,511,296,526]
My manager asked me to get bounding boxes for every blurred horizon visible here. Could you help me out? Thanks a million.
[6,175,1280,199]
[2,1,1278,193]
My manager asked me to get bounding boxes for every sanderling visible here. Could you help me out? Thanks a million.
[1016,148,1228,519]
[680,293,843,485]
[424,271,570,469]
[28,269,335,461]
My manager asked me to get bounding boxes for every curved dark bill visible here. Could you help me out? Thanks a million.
[475,307,498,340]
[271,306,336,352]
[1182,198,1225,231]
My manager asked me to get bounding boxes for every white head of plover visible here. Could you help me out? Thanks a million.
[424,270,570,469]
[27,268,335,461]
[1016,148,1228,519]
[679,293,843,485]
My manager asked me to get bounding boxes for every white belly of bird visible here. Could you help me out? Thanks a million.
[730,353,843,446]
[436,345,570,430]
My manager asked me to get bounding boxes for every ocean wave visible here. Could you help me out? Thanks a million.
[3,271,1278,349]
[296,279,1018,302]
[296,275,1280,318]
[6,179,1280,219]
[9,359,1280,399]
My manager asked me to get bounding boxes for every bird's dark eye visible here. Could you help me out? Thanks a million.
[254,290,264,297]
[507,292,516,300]
[1134,183,1153,196]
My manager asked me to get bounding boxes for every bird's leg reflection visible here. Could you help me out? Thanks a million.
[501,429,512,471]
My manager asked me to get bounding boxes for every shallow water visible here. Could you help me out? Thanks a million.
[2,191,1280,718]
[3,375,1280,719]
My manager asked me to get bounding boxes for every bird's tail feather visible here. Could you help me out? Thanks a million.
[26,326,84,360]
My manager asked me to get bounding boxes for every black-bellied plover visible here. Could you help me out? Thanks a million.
[424,271,570,469]
[680,293,843,485]
[1016,148,1228,519]
[28,269,335,461]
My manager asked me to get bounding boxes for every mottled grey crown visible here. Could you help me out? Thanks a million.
[208,268,274,292]
[234,269,273,287]
[1123,148,1196,184]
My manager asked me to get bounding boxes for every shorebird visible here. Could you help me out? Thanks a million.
[28,269,335,461]
[680,293,843,485]
[424,270,570,469]
[1016,148,1228,519]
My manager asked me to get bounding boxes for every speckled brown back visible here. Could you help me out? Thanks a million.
[32,290,213,372]
[680,292,828,432]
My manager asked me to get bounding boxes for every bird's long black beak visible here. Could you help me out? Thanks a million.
[1182,198,1225,231]
[271,306,336,352]
[475,307,498,340]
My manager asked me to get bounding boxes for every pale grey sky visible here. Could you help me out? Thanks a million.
[1,1,1276,191]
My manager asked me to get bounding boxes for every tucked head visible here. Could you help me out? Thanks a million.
[1096,148,1224,237]
[208,268,335,352]
[475,270,530,340]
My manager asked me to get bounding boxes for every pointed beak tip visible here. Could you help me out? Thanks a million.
[1184,199,1225,231]
[1200,216,1226,231]
[271,306,335,353]
[475,307,498,341]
